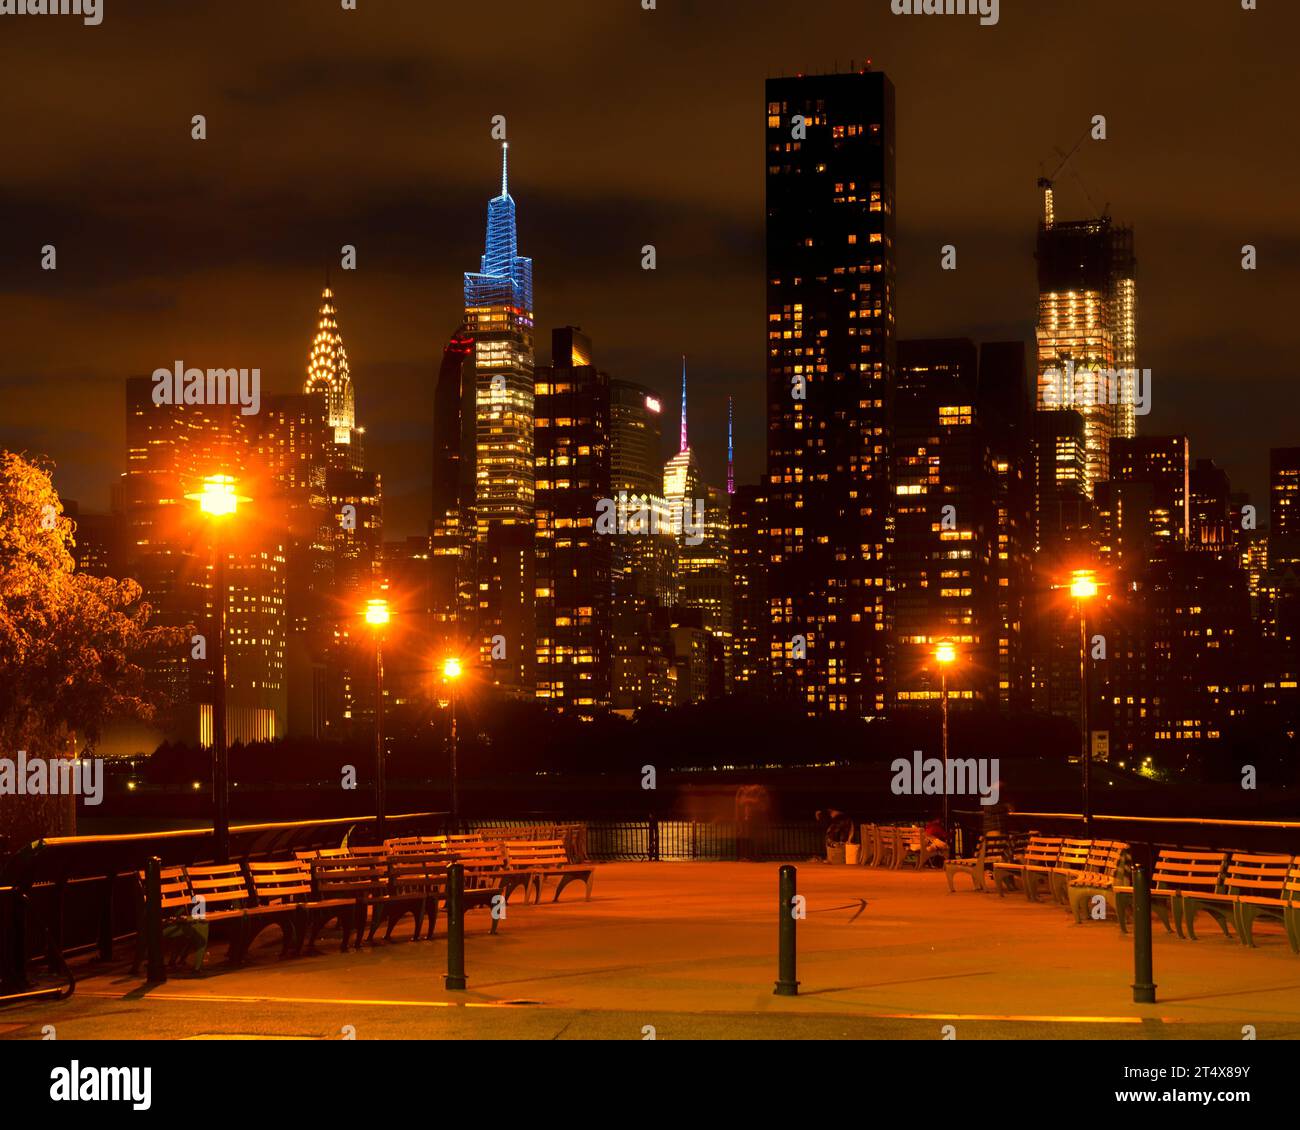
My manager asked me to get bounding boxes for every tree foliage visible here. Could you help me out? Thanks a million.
[0,452,185,847]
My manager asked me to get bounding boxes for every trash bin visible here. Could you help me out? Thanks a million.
[845,843,861,865]
[827,842,846,865]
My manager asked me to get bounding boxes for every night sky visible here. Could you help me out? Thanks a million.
[1,0,1296,538]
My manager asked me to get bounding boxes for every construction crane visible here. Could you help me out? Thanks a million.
[1037,124,1093,227]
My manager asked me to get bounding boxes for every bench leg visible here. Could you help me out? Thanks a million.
[1024,872,1040,902]
[1183,898,1233,942]
[553,874,579,903]
[1284,908,1300,955]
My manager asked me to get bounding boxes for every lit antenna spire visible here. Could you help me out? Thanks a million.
[501,141,509,198]
[727,396,735,495]
[679,355,688,453]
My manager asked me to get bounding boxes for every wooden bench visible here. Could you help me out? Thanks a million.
[943,832,1008,893]
[1183,853,1293,944]
[443,841,532,904]
[890,825,939,871]
[1285,864,1300,955]
[129,866,196,975]
[504,839,596,903]
[1234,858,1300,951]
[1038,838,1094,904]
[383,836,445,856]
[245,859,357,957]
[307,856,424,949]
[873,825,898,869]
[296,847,349,859]
[1114,850,1226,937]
[184,863,306,968]
[992,836,1061,898]
[1062,841,1130,921]
[385,852,451,940]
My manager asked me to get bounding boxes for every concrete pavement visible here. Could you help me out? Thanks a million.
[4,862,1299,1039]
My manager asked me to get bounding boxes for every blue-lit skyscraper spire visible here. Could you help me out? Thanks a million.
[679,355,689,453]
[727,396,735,496]
[466,142,533,312]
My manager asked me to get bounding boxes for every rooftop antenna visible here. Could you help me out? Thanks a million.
[726,396,735,496]
[679,355,689,453]
[501,141,509,197]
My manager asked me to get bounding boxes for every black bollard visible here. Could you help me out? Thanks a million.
[774,864,799,996]
[1131,862,1156,1003]
[444,862,467,991]
[145,856,166,984]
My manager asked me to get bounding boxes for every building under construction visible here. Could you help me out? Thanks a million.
[1034,179,1138,495]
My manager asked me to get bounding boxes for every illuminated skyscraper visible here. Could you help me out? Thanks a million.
[120,378,288,746]
[610,378,677,611]
[465,143,535,533]
[1035,199,1137,494]
[461,144,536,693]
[1270,447,1300,572]
[662,356,702,527]
[764,69,896,718]
[305,285,361,463]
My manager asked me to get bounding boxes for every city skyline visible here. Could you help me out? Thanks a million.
[2,1,1297,539]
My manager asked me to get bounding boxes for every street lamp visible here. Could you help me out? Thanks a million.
[441,655,463,832]
[933,639,957,854]
[364,598,390,838]
[186,473,246,864]
[1069,569,1100,829]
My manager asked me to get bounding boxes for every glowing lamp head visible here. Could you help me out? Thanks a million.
[364,599,390,627]
[934,641,957,666]
[194,475,239,518]
[442,656,463,680]
[1070,570,1099,600]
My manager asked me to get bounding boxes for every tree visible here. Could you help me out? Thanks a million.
[0,452,185,851]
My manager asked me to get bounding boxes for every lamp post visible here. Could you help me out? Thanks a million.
[442,656,463,832]
[364,598,390,839]
[1069,570,1099,830]
[934,639,957,852]
[188,474,244,864]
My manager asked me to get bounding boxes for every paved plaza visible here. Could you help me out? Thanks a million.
[4,862,1300,1040]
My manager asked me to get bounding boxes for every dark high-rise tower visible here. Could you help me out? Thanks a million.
[764,69,896,718]
[891,339,1031,713]
[533,327,612,716]
[430,327,477,645]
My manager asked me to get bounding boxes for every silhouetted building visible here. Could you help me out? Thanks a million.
[430,326,477,652]
[764,69,896,718]
[533,326,612,716]
[729,483,770,695]
[892,339,1031,712]
[1095,435,1189,570]
[63,500,120,578]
